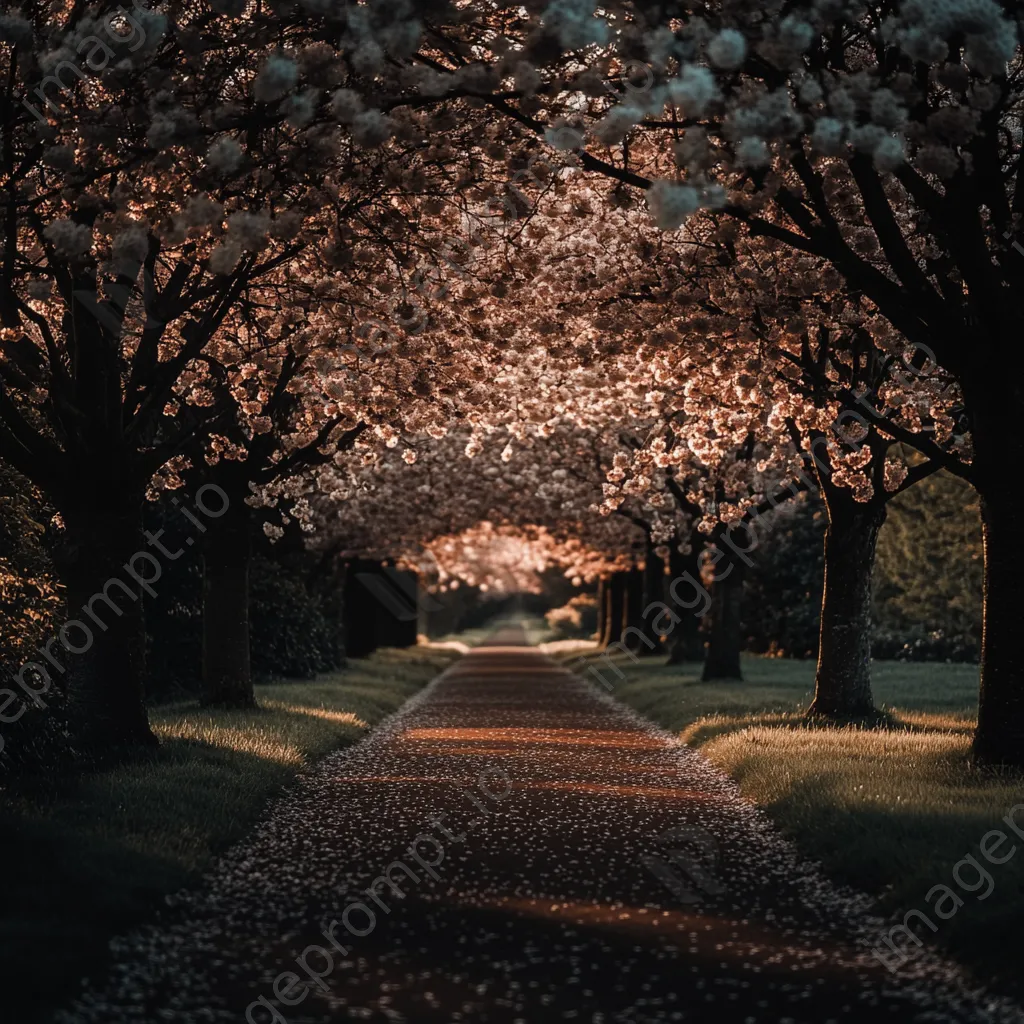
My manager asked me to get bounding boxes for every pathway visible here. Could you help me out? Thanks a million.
[65,628,1022,1024]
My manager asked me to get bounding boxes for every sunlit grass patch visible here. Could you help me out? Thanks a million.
[701,722,977,810]
[149,699,370,767]
[538,637,599,656]
[678,710,805,746]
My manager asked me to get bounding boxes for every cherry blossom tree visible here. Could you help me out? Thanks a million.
[409,6,1016,758]
[566,0,1016,761]
[602,237,963,704]
[0,0,485,749]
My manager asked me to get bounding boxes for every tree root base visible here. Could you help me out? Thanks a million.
[804,703,896,729]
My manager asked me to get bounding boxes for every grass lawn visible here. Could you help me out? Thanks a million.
[571,649,1024,996]
[0,646,458,1024]
[432,613,554,648]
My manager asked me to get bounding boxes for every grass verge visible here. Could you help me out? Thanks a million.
[572,650,1024,996]
[0,646,458,1024]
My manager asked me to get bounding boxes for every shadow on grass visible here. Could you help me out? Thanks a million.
[0,736,282,1024]
[756,776,1024,999]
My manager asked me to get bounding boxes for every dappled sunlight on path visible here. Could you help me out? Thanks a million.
[65,625,1022,1024]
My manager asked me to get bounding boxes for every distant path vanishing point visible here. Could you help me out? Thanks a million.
[65,625,1023,1023]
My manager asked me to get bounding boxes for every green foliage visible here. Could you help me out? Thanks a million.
[742,474,984,663]
[0,463,61,677]
[249,554,339,680]
[874,469,983,649]
[742,494,825,659]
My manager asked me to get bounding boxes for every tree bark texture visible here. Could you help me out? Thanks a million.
[972,491,1024,766]
[702,546,746,681]
[201,487,255,709]
[51,486,156,751]
[808,486,885,718]
[667,541,706,664]
[639,540,666,654]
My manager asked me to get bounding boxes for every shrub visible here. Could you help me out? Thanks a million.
[0,688,77,778]
[249,555,339,679]
[743,495,825,659]
[871,628,979,663]
[545,593,598,639]
[1,464,61,681]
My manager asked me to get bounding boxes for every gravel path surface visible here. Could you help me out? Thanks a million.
[63,627,1023,1024]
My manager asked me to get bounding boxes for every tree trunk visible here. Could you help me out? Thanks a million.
[640,540,666,653]
[624,567,650,653]
[53,489,157,752]
[972,491,1024,766]
[702,539,745,681]
[201,493,255,709]
[667,541,705,664]
[807,488,884,718]
[605,571,627,647]
[595,578,607,644]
